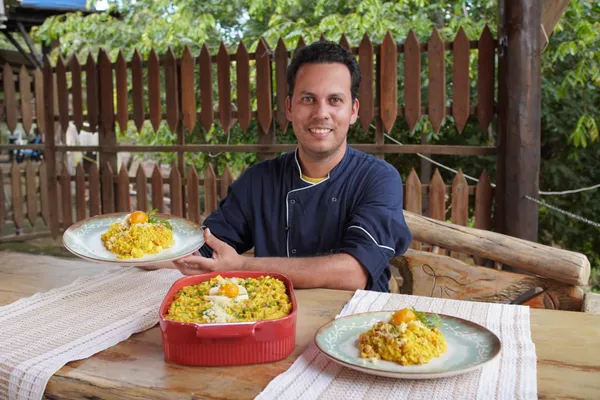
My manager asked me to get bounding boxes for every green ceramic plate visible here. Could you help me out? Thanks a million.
[315,311,501,379]
[63,212,205,266]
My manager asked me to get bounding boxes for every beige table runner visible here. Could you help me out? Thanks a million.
[257,290,537,400]
[0,267,181,400]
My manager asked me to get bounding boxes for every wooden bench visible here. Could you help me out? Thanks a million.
[392,211,596,313]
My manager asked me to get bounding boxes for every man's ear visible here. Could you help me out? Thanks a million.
[285,96,292,121]
[350,98,360,125]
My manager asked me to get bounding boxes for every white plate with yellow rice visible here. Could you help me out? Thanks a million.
[315,311,501,379]
[63,212,205,265]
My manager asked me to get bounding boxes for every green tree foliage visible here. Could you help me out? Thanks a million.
[30,0,600,289]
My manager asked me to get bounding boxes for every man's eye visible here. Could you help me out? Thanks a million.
[330,97,342,104]
[301,97,314,103]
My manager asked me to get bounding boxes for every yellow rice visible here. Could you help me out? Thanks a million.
[165,275,292,324]
[101,221,174,259]
[359,319,447,365]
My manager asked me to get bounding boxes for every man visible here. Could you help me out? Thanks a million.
[173,41,412,292]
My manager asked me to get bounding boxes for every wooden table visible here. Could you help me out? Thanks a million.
[1,252,599,400]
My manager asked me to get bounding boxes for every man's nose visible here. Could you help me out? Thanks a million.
[312,100,331,120]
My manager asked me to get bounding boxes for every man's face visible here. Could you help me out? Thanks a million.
[286,63,359,160]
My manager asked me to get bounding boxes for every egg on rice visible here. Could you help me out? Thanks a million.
[358,308,447,366]
[165,275,293,324]
[101,211,174,259]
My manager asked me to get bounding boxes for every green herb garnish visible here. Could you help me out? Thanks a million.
[147,209,173,230]
[411,307,443,329]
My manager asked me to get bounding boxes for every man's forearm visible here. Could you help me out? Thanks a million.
[240,253,368,290]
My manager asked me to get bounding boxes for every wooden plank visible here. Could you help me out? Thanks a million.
[428,169,446,221]
[70,55,83,132]
[131,49,145,133]
[10,162,24,230]
[181,46,197,132]
[256,38,273,134]
[404,30,421,132]
[0,171,4,231]
[451,170,468,226]
[165,48,179,132]
[135,164,148,212]
[199,43,214,131]
[75,163,86,221]
[380,32,397,134]
[151,165,164,213]
[204,163,217,215]
[34,68,45,134]
[404,168,422,250]
[475,169,492,231]
[115,51,129,133]
[85,54,98,133]
[428,28,446,133]
[39,161,49,226]
[275,38,289,133]
[320,33,326,41]
[43,56,59,238]
[148,48,161,132]
[404,210,590,287]
[216,43,233,133]
[56,56,69,134]
[98,49,114,137]
[450,169,469,260]
[25,161,37,226]
[477,25,494,132]
[296,37,306,51]
[61,163,73,228]
[236,42,251,132]
[3,64,17,132]
[220,165,233,200]
[187,165,200,224]
[339,34,351,51]
[88,163,100,217]
[452,27,470,134]
[19,67,34,133]
[101,162,115,214]
[474,169,492,265]
[169,164,183,217]
[583,292,600,315]
[358,34,374,132]
[117,164,130,212]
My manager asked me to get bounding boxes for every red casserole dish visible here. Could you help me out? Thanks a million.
[159,271,297,366]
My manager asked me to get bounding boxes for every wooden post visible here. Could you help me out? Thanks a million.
[43,56,59,238]
[496,0,542,241]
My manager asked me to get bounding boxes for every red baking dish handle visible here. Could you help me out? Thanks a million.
[195,322,261,339]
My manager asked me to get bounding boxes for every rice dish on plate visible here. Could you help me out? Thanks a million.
[358,308,447,365]
[165,275,292,324]
[101,210,174,259]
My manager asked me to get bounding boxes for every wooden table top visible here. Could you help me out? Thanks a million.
[1,252,599,400]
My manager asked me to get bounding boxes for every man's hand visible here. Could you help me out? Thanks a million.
[173,228,245,275]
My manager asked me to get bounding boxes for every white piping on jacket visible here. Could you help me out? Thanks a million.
[286,150,330,257]
[348,225,395,253]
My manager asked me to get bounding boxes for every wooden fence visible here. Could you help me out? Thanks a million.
[0,28,498,242]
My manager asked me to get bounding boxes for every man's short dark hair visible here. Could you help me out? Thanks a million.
[286,40,361,101]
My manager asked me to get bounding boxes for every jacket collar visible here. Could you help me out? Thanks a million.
[292,145,352,183]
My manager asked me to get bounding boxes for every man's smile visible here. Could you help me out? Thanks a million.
[309,128,333,137]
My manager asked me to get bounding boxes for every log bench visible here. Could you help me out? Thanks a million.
[392,211,595,312]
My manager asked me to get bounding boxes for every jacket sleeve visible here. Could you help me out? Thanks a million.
[199,171,254,257]
[338,166,412,291]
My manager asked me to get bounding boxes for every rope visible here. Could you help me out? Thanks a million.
[524,195,600,228]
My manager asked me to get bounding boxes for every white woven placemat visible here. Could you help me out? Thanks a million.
[0,267,181,400]
[257,290,537,400]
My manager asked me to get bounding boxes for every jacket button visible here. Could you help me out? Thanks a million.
[291,249,297,254]
[289,199,295,204]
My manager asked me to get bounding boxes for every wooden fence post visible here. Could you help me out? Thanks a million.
[497,0,542,241]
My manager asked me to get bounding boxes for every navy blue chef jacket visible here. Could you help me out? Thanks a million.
[200,146,412,292]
